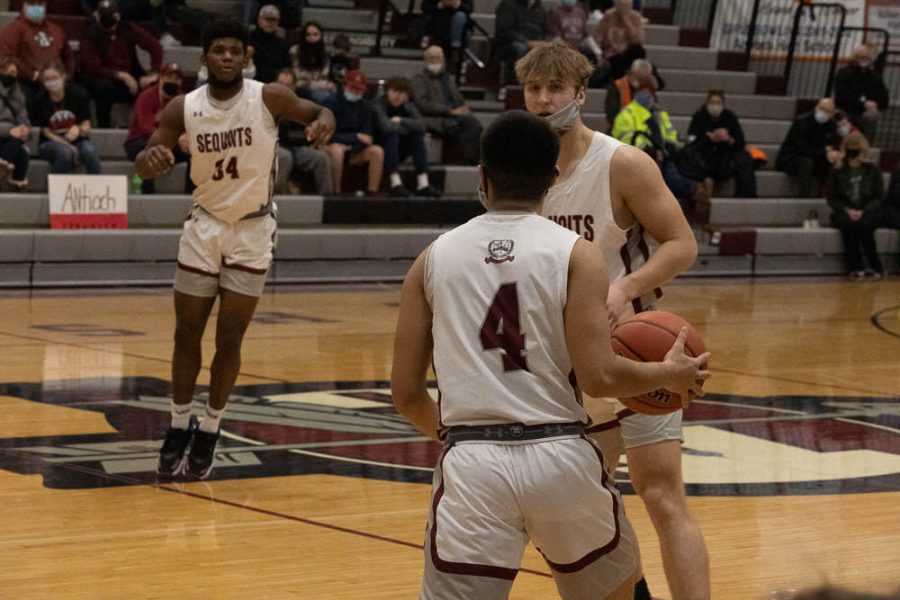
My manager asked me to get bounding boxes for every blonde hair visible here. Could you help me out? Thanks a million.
[841,131,870,162]
[515,42,594,91]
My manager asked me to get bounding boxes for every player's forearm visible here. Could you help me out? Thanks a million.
[393,390,440,440]
[134,151,156,179]
[588,355,677,399]
[618,236,697,301]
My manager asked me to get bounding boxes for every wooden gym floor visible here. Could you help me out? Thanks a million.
[0,278,898,599]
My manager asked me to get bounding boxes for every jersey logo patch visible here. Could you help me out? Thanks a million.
[485,240,515,264]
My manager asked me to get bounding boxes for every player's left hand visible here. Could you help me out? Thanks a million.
[306,108,335,149]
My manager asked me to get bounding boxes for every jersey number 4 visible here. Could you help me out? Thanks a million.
[480,282,528,372]
[212,157,240,181]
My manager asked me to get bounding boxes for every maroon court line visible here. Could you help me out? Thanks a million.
[0,447,554,580]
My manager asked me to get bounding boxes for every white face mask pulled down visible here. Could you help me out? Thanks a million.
[543,99,581,132]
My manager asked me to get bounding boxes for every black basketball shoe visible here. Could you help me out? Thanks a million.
[184,427,220,480]
[156,415,198,477]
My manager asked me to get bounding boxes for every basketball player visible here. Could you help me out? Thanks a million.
[391,110,710,600]
[135,18,335,480]
[517,42,709,600]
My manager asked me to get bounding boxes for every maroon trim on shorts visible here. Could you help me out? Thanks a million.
[429,450,520,581]
[177,261,219,278]
[539,441,622,573]
[221,258,269,275]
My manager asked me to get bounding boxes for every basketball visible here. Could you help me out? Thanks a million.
[610,311,707,415]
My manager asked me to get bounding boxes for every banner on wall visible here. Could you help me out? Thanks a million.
[867,0,900,52]
[710,0,866,56]
[48,175,128,229]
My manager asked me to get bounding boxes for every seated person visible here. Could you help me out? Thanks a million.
[0,55,30,190]
[410,45,482,165]
[685,89,757,198]
[421,0,472,69]
[323,69,384,196]
[80,0,163,127]
[592,0,646,82]
[290,21,335,104]
[612,75,708,221]
[124,63,191,193]
[776,97,840,198]
[826,132,884,279]
[546,0,605,86]
[833,44,889,143]
[328,34,360,89]
[0,0,75,98]
[494,0,546,83]
[29,62,101,174]
[374,76,440,198]
[604,57,657,127]
[249,4,290,84]
[273,69,332,196]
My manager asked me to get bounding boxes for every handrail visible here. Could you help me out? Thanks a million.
[373,0,405,57]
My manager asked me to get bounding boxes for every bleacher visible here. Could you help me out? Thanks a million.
[0,0,896,287]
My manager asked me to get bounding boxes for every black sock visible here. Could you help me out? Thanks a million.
[634,577,652,600]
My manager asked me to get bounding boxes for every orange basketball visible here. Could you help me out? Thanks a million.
[610,310,706,415]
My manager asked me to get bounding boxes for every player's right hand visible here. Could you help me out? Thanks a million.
[142,145,175,176]
[663,327,711,405]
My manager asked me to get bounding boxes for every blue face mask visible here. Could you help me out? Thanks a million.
[634,90,654,110]
[24,3,46,22]
[343,90,362,102]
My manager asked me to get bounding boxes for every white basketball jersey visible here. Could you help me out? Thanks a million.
[425,212,587,427]
[542,131,661,316]
[184,79,278,223]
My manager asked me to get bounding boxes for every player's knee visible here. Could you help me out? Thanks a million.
[636,480,688,521]
[173,321,204,348]
[369,145,384,160]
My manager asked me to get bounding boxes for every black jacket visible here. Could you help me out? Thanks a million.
[776,112,838,167]
[833,63,889,118]
[324,92,375,149]
[687,106,746,153]
[373,96,426,136]
[249,28,290,84]
[884,162,900,228]
[827,162,884,218]
[495,0,545,49]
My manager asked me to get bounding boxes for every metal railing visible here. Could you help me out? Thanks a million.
[782,2,845,98]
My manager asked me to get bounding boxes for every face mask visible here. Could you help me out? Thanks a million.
[837,124,850,137]
[562,0,577,6]
[814,109,829,124]
[24,3,46,22]
[706,104,723,118]
[477,185,488,209]
[99,13,117,28]
[44,77,63,92]
[844,148,861,159]
[634,90,654,110]
[162,81,180,96]
[543,99,580,132]
[344,90,362,102]
[0,74,15,86]
[426,63,444,75]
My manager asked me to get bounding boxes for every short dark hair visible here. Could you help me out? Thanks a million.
[386,76,410,93]
[706,89,725,102]
[481,110,560,203]
[201,18,249,53]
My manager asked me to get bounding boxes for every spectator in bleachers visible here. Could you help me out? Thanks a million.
[422,0,472,70]
[827,131,885,280]
[81,0,163,128]
[124,63,190,193]
[604,57,655,127]
[374,76,440,198]
[411,45,482,165]
[328,34,360,89]
[612,74,708,222]
[685,90,757,198]
[323,69,384,196]
[0,55,31,190]
[885,160,900,230]
[29,61,101,175]
[249,5,290,84]
[592,0,646,83]
[833,44,889,143]
[833,110,857,142]
[244,0,301,31]
[290,21,335,104]
[494,0,547,84]
[0,0,75,98]
[546,0,605,83]
[273,68,332,196]
[776,97,840,198]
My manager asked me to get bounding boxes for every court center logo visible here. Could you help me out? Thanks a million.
[0,377,897,496]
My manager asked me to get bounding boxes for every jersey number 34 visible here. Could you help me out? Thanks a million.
[212,157,240,181]
[479,282,528,372]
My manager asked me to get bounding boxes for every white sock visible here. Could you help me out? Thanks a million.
[200,405,224,433]
[416,173,429,190]
[170,402,192,430]
[390,172,403,188]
